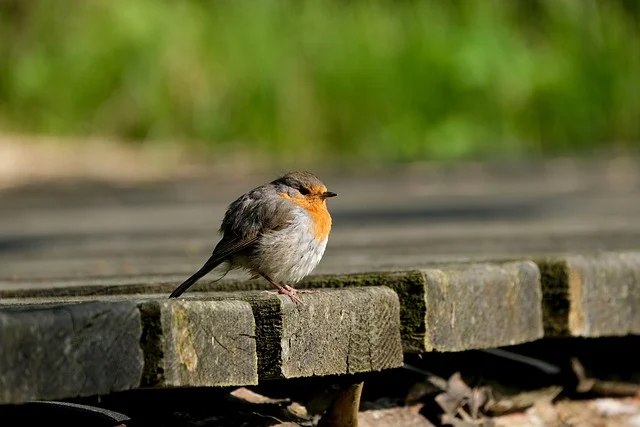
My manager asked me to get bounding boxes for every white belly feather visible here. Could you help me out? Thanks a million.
[254,208,328,284]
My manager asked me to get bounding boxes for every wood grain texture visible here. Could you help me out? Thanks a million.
[420,261,543,351]
[538,252,640,337]
[140,299,258,387]
[0,301,143,404]
[244,287,403,379]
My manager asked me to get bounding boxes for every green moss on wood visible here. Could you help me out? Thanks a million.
[536,259,570,337]
[0,278,262,299]
[138,302,165,386]
[244,296,284,379]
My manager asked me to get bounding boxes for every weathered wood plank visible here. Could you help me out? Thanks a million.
[215,287,404,379]
[538,252,640,337]
[420,261,543,351]
[0,298,258,404]
[0,301,143,404]
[0,288,404,402]
[0,261,546,354]
[139,299,258,387]
[297,262,544,352]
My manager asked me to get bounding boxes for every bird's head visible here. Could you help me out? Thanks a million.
[273,171,337,203]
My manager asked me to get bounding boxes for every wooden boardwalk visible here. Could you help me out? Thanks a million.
[2,159,640,404]
[3,160,640,287]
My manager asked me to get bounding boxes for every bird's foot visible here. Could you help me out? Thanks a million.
[263,288,304,304]
[280,287,305,304]
[258,273,316,304]
[283,284,318,294]
[263,285,317,304]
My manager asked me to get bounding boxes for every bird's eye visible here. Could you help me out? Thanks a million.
[299,187,310,195]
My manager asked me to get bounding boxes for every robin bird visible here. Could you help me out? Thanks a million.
[169,171,337,303]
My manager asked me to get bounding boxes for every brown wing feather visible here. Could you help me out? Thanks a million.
[168,235,259,298]
[169,184,294,298]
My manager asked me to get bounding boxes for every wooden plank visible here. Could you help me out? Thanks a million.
[0,298,258,404]
[0,261,546,354]
[0,301,143,404]
[139,299,257,387]
[298,262,544,352]
[420,261,543,351]
[201,287,404,379]
[538,252,640,337]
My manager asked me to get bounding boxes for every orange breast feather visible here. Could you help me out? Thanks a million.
[280,193,332,240]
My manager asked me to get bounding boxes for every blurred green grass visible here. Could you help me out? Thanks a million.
[0,0,638,165]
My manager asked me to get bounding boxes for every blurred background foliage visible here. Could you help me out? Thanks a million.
[0,0,638,166]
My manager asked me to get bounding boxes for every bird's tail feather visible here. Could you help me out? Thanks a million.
[169,256,226,298]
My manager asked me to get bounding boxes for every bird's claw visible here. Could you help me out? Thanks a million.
[283,284,318,294]
[263,286,313,304]
[282,288,304,304]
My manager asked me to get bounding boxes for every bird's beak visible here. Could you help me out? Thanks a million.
[320,191,338,199]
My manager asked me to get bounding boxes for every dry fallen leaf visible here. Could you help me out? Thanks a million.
[435,373,473,416]
[486,386,563,415]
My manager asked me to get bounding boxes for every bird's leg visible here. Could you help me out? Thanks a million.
[259,273,303,304]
